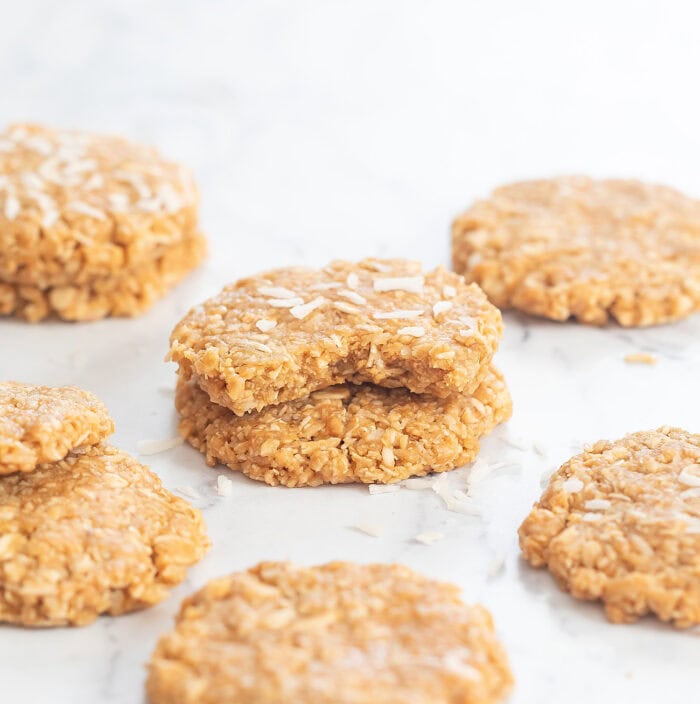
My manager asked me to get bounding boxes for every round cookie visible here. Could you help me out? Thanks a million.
[146,561,513,704]
[519,427,700,627]
[169,258,502,416]
[0,123,206,321]
[0,381,114,474]
[0,444,209,626]
[176,366,511,487]
[0,231,206,322]
[452,177,700,326]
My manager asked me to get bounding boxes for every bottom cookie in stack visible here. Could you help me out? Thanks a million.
[175,365,512,487]
[0,381,209,626]
[0,232,207,322]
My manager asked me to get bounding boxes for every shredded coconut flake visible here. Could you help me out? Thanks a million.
[584,498,611,511]
[415,531,444,545]
[373,276,424,294]
[352,523,384,537]
[373,309,423,320]
[216,474,234,497]
[346,272,360,288]
[337,289,367,305]
[257,286,298,299]
[368,484,400,495]
[255,319,277,332]
[397,326,425,337]
[66,201,106,220]
[432,300,453,316]
[176,485,200,500]
[237,339,272,353]
[678,465,700,488]
[333,301,360,315]
[137,436,184,455]
[290,296,326,319]
[562,477,584,493]
[443,285,457,298]
[3,195,20,220]
[268,297,304,308]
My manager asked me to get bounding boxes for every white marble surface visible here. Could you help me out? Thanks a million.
[1,1,699,702]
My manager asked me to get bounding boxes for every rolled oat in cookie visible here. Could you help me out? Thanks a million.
[0,444,209,626]
[519,426,700,627]
[169,258,502,415]
[146,561,513,704]
[175,366,511,487]
[0,381,113,474]
[452,177,700,326]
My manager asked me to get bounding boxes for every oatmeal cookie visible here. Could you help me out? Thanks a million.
[0,381,113,474]
[0,444,209,626]
[519,427,700,627]
[146,561,513,704]
[176,366,511,487]
[0,123,199,287]
[452,177,700,326]
[0,231,206,322]
[169,259,502,415]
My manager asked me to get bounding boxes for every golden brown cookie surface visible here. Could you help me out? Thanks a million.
[0,444,209,626]
[452,177,700,326]
[0,123,199,288]
[146,561,513,704]
[519,427,700,627]
[0,381,113,473]
[176,366,511,487]
[170,258,502,415]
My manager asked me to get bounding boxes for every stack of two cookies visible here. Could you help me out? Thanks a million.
[170,258,511,487]
[0,123,206,322]
[0,381,208,627]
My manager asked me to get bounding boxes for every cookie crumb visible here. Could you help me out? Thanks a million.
[624,353,657,365]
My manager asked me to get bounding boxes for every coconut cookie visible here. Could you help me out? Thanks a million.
[0,381,114,474]
[0,444,209,626]
[146,561,513,704]
[0,232,206,322]
[169,259,502,416]
[0,123,206,321]
[519,427,700,627]
[452,177,700,326]
[176,366,511,487]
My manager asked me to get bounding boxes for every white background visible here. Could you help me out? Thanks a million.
[0,1,699,702]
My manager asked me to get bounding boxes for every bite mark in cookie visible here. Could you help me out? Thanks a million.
[169,259,502,415]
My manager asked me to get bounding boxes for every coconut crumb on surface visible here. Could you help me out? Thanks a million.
[415,531,445,545]
[137,436,184,455]
[368,484,400,495]
[216,474,234,497]
[352,523,384,537]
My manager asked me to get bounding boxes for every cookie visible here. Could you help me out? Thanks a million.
[169,259,502,416]
[0,381,113,474]
[176,366,511,487]
[0,444,209,626]
[146,561,513,704]
[519,427,700,627]
[0,231,206,322]
[0,123,199,286]
[452,177,700,326]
